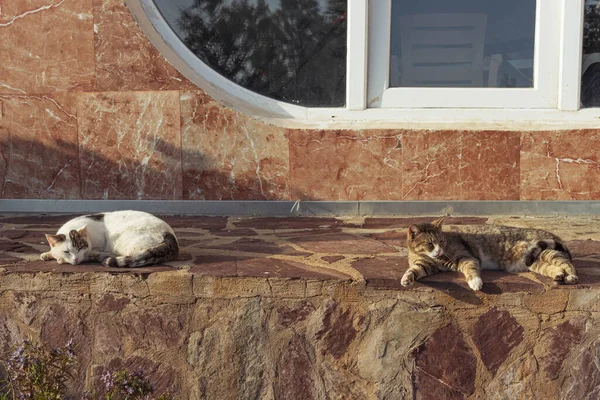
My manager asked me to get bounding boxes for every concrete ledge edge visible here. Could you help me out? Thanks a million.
[2,200,600,216]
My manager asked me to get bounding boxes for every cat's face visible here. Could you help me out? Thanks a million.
[407,217,446,259]
[45,226,89,265]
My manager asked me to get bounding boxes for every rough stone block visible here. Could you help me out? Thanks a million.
[471,309,524,376]
[145,270,194,304]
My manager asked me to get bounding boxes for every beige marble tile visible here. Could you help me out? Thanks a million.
[0,0,95,94]
[180,91,290,200]
[0,94,81,198]
[77,91,183,199]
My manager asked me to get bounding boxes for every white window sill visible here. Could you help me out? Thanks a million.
[265,107,600,131]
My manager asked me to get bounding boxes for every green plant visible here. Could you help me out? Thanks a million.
[1,339,76,400]
[0,339,175,400]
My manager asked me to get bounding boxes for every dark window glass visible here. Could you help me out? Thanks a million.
[153,0,347,107]
[389,0,536,88]
[582,1,600,108]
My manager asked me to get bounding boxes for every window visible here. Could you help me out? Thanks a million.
[367,0,560,108]
[388,3,535,89]
[129,0,596,127]
[153,0,347,107]
[582,0,600,108]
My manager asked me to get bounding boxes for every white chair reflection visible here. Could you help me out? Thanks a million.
[392,13,502,88]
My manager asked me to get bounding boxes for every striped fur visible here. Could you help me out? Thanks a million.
[103,233,179,268]
[402,216,578,291]
[529,249,578,284]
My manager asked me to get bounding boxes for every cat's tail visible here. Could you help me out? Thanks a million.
[103,233,179,268]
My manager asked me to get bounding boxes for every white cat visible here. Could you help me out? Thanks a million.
[41,210,179,268]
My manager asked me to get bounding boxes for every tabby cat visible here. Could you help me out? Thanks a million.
[402,217,578,291]
[41,210,179,268]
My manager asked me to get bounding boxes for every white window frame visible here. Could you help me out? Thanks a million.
[365,0,560,108]
[127,0,596,129]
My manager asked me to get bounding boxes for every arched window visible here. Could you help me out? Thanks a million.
[154,0,347,107]
[128,0,600,129]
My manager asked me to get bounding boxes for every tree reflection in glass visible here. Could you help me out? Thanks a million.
[154,0,347,107]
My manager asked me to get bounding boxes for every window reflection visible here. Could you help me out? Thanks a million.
[154,0,347,107]
[582,0,600,108]
[389,0,536,88]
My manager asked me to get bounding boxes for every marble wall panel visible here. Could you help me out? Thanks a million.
[402,130,520,200]
[288,130,403,200]
[77,91,182,199]
[93,0,196,91]
[2,0,597,203]
[521,130,600,200]
[0,94,81,198]
[180,91,290,200]
[0,0,95,94]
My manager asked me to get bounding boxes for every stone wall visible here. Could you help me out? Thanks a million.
[1,270,599,399]
[1,0,599,201]
[2,214,600,398]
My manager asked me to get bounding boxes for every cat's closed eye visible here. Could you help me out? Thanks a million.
[63,250,69,254]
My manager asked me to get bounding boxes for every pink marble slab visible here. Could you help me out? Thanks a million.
[521,130,600,200]
[289,130,403,200]
[0,0,95,94]
[77,91,183,199]
[93,0,196,91]
[180,91,290,200]
[1,94,81,198]
[402,130,520,200]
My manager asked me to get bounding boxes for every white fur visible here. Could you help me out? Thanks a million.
[42,210,176,265]
[428,244,443,259]
[401,270,415,287]
[468,276,483,291]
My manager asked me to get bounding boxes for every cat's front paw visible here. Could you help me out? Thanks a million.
[467,276,483,291]
[40,252,53,261]
[554,271,578,285]
[401,270,416,287]
[564,274,578,284]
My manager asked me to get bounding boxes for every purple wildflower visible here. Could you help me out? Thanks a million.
[65,338,75,359]
[10,346,24,362]
[101,370,115,392]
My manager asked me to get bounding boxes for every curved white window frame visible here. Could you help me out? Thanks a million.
[126,0,600,130]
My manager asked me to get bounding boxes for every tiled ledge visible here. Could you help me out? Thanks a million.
[2,214,600,398]
[2,214,600,297]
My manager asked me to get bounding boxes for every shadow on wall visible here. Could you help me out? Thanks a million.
[0,135,290,201]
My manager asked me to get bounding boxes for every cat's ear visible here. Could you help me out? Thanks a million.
[45,233,65,247]
[432,216,446,228]
[77,225,88,240]
[408,225,421,238]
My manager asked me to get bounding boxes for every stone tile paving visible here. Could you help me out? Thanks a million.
[2,214,600,292]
